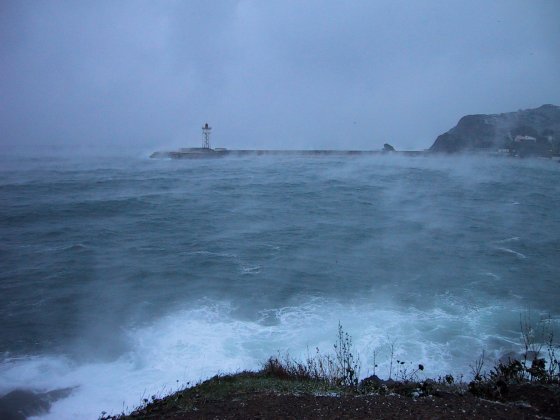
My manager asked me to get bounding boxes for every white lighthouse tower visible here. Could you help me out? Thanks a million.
[202,123,212,149]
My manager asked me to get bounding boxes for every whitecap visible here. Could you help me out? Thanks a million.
[240,265,261,274]
[480,272,500,280]
[494,237,520,243]
[495,247,527,259]
[188,250,237,259]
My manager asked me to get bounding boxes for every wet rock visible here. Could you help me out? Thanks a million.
[0,387,74,420]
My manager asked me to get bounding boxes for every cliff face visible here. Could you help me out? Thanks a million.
[430,104,560,154]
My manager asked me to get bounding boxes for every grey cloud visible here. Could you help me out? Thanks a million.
[1,0,559,154]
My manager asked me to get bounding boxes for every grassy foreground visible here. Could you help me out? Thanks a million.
[101,367,559,419]
[101,321,560,419]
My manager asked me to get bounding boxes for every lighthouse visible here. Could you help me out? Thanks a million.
[202,123,212,149]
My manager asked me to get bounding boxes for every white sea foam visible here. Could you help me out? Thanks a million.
[495,237,520,243]
[188,251,238,259]
[479,271,500,280]
[495,247,527,259]
[0,298,527,419]
[241,265,261,274]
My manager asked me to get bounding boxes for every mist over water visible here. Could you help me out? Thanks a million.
[1,154,559,418]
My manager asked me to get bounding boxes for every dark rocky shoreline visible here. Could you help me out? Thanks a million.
[102,370,560,419]
[100,314,560,419]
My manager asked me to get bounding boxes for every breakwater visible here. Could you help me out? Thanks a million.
[150,149,425,159]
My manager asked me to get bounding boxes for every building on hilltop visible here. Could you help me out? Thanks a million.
[514,135,537,143]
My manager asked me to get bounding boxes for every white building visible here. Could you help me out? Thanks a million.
[514,135,537,142]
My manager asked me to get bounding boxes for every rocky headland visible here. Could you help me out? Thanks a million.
[430,104,560,156]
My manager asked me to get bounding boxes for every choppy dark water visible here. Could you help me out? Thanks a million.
[1,154,559,418]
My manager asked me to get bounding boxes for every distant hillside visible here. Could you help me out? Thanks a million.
[430,104,560,155]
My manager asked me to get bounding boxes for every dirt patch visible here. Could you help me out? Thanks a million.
[111,373,559,419]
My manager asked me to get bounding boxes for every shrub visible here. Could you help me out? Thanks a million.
[261,323,360,389]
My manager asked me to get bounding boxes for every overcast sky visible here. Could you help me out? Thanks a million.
[1,0,559,154]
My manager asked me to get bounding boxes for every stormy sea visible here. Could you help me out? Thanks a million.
[1,153,559,419]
